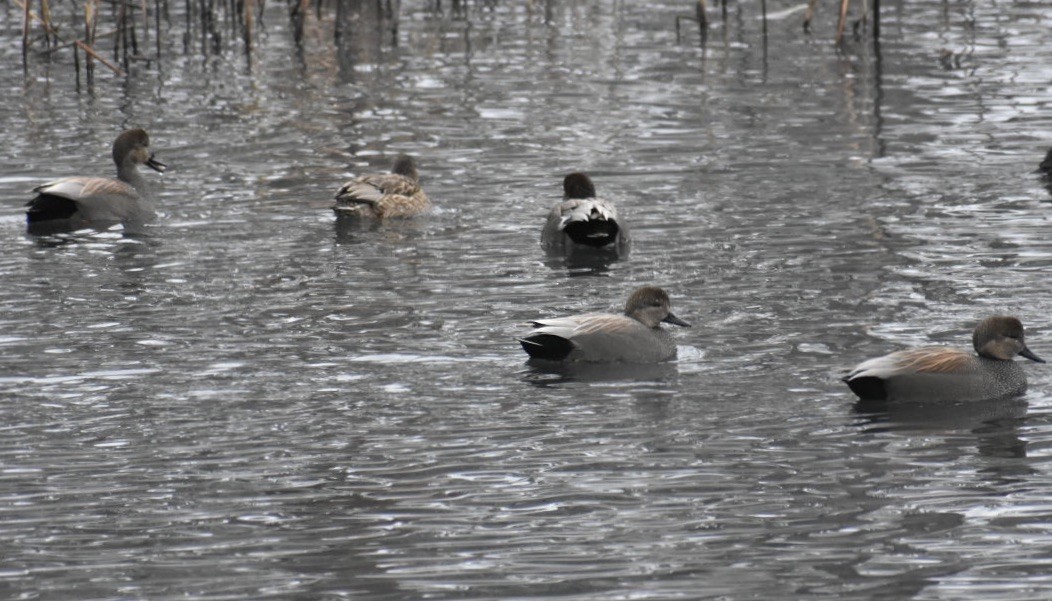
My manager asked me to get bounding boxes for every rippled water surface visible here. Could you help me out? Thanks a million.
[3,0,1052,598]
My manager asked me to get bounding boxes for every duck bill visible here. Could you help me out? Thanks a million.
[662,312,691,328]
[1021,347,1046,363]
[146,154,167,173]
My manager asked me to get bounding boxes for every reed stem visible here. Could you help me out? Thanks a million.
[77,39,126,75]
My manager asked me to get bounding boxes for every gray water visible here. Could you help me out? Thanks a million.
[3,0,1052,599]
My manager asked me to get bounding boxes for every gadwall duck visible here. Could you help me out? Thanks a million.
[520,286,690,363]
[844,316,1045,403]
[26,128,166,233]
[333,155,430,219]
[541,173,630,252]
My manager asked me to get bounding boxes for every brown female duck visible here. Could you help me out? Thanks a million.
[333,154,430,219]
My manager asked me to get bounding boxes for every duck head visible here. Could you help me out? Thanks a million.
[391,154,419,182]
[114,128,166,174]
[625,286,691,329]
[563,172,597,200]
[973,316,1044,362]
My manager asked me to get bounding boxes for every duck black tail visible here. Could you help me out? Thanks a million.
[520,334,574,361]
[26,194,78,223]
[844,376,888,401]
[563,217,620,248]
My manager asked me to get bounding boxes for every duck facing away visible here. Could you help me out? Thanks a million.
[334,155,430,219]
[26,128,166,234]
[541,172,630,253]
[520,286,690,363]
[844,316,1045,403]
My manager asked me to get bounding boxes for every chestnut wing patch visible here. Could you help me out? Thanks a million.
[893,348,974,374]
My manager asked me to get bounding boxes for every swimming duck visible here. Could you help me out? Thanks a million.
[26,128,166,233]
[844,316,1045,402]
[520,286,689,363]
[541,172,630,252]
[333,154,430,219]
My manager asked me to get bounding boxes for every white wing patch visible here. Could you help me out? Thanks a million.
[557,198,618,230]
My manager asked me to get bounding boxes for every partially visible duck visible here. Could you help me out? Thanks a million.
[26,128,166,233]
[520,286,689,363]
[1039,147,1052,177]
[541,172,630,252]
[334,155,430,219]
[844,316,1045,403]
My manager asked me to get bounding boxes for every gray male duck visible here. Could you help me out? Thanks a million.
[26,128,166,233]
[541,172,630,253]
[520,286,689,363]
[333,154,430,219]
[844,316,1045,403]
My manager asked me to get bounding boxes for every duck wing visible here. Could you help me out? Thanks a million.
[846,347,975,380]
[32,177,137,202]
[335,173,419,208]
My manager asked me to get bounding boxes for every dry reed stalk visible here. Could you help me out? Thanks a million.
[156,0,162,59]
[229,0,237,40]
[76,39,126,75]
[129,1,140,61]
[74,34,81,87]
[39,0,55,47]
[836,0,850,43]
[201,0,219,55]
[243,0,254,55]
[183,0,191,53]
[14,0,63,50]
[43,28,115,55]
[141,0,149,54]
[115,0,130,69]
[873,0,880,40]
[804,0,818,33]
[675,0,707,45]
[13,0,62,41]
[290,0,310,43]
[21,0,31,70]
[85,0,97,84]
